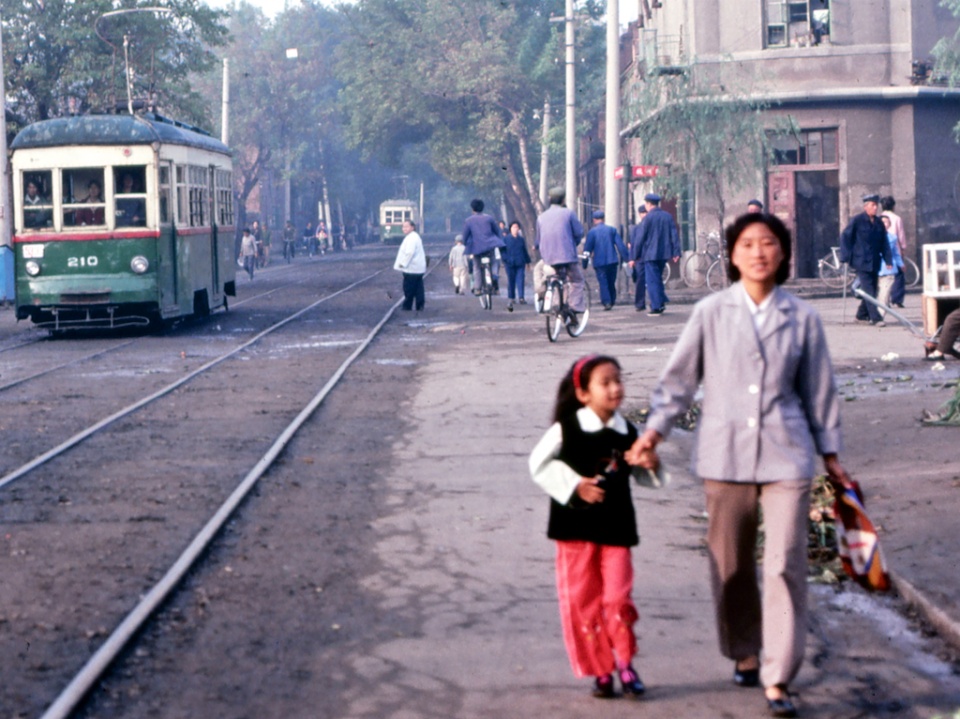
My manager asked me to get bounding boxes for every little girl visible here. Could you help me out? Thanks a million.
[528,354,649,699]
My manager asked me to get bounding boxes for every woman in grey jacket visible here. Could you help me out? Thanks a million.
[628,213,851,718]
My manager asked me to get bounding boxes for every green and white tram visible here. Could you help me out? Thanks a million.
[12,113,236,330]
[378,199,419,245]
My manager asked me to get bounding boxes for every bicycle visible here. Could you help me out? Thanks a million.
[682,232,721,288]
[819,246,920,289]
[705,243,730,292]
[818,247,853,289]
[476,255,495,310]
[542,261,592,342]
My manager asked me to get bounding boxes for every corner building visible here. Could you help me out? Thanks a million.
[623,0,960,277]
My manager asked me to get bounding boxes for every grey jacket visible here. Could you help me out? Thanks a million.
[645,284,842,482]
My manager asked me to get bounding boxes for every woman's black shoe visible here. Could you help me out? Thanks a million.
[767,696,797,717]
[767,685,797,717]
[734,665,760,687]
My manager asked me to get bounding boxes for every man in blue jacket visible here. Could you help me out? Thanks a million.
[584,210,628,310]
[629,193,680,316]
[461,199,505,294]
[537,187,586,315]
[840,193,892,326]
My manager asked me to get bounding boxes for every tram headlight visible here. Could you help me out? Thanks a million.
[130,256,150,274]
[25,260,41,276]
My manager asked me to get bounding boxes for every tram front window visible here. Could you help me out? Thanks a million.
[63,168,106,227]
[114,166,147,227]
[21,171,52,230]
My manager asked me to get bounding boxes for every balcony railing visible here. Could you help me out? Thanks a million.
[640,29,685,75]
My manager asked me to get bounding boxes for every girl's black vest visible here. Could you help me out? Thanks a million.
[547,414,639,547]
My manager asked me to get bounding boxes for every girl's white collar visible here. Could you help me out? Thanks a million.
[576,406,629,434]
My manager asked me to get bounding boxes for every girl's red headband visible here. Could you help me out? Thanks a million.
[572,354,599,392]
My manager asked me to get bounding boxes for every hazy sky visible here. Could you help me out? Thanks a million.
[203,0,640,27]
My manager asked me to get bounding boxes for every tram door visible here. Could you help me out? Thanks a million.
[158,161,178,312]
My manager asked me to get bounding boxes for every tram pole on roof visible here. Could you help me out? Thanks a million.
[95,7,174,115]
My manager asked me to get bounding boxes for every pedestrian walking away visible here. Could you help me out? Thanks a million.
[461,199,505,295]
[239,227,257,280]
[449,234,469,295]
[881,196,907,307]
[503,221,533,310]
[529,354,651,701]
[628,193,679,316]
[840,193,892,326]
[876,215,903,317]
[584,210,628,310]
[628,212,855,719]
[393,220,427,311]
[537,187,586,319]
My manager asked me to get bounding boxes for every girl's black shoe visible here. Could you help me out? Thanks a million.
[592,673,615,699]
[619,666,646,698]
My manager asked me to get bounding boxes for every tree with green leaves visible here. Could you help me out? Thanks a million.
[623,66,781,236]
[334,0,608,236]
[1,0,227,129]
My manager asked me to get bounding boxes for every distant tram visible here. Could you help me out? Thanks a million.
[378,199,419,245]
[11,112,236,330]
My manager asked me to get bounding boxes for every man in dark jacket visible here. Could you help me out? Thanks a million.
[462,199,505,293]
[628,193,680,316]
[840,193,892,326]
[584,210,629,310]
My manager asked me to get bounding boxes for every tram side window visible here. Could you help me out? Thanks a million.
[175,165,187,225]
[114,166,147,227]
[63,168,106,227]
[188,165,208,227]
[158,165,171,224]
[21,171,53,230]
[215,169,234,225]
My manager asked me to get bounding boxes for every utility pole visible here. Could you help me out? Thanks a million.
[0,13,10,278]
[221,58,230,145]
[539,97,551,209]
[564,0,576,213]
[604,0,620,227]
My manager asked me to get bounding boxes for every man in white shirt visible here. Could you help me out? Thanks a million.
[394,220,427,311]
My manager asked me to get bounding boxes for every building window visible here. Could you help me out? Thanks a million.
[770,129,839,167]
[766,0,830,48]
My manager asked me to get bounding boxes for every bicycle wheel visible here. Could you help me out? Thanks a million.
[662,262,672,284]
[706,259,729,292]
[682,252,710,288]
[903,257,920,288]
[545,286,563,342]
[566,279,591,337]
[818,255,849,289]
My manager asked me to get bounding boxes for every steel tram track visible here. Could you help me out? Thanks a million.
[38,261,440,719]
[0,266,313,396]
[0,268,386,493]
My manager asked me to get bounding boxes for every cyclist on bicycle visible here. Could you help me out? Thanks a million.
[282,220,296,261]
[462,199,505,295]
[537,187,586,320]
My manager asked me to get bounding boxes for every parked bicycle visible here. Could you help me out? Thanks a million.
[705,241,730,292]
[818,246,920,290]
[681,232,721,288]
[542,260,592,342]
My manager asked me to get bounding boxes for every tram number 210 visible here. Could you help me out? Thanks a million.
[68,256,99,268]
